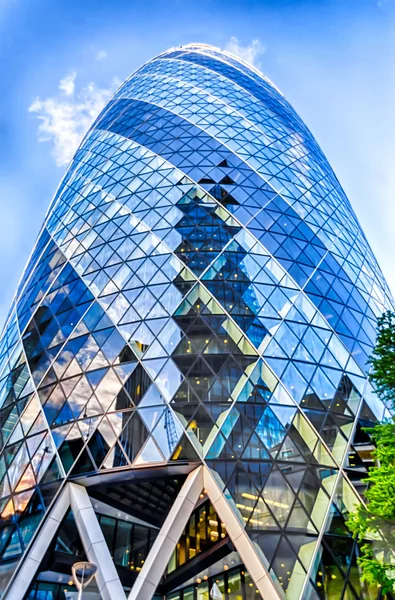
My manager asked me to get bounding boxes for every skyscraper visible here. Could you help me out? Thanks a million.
[0,44,392,600]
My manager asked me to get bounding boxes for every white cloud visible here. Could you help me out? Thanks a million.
[224,37,265,69]
[29,73,119,167]
[58,72,76,96]
[96,50,107,61]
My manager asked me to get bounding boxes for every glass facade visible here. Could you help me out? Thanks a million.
[166,565,261,600]
[166,498,227,573]
[0,43,392,599]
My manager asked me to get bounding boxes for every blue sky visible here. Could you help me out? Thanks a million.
[0,0,394,328]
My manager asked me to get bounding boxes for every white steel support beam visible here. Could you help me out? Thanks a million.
[203,466,283,599]
[128,465,204,600]
[4,483,127,600]
[69,482,126,600]
[5,467,283,600]
[4,485,70,600]
[129,465,283,600]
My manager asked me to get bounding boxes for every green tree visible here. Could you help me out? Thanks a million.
[369,311,395,406]
[346,310,395,595]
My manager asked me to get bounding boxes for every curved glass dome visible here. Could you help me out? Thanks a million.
[0,44,391,598]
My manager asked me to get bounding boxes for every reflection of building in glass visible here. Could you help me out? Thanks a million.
[0,44,392,600]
